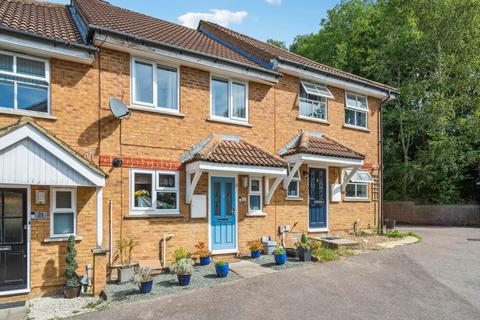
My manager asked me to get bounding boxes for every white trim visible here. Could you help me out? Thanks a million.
[50,187,77,238]
[211,249,239,255]
[283,161,303,189]
[284,153,364,167]
[186,161,287,176]
[0,108,57,120]
[297,115,329,124]
[128,104,185,117]
[96,187,103,247]
[307,164,329,231]
[265,176,283,205]
[341,167,359,192]
[308,228,329,233]
[210,75,249,123]
[344,183,369,201]
[185,170,203,204]
[343,124,370,132]
[248,177,262,214]
[207,116,252,127]
[300,81,333,99]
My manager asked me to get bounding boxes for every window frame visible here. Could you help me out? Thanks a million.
[344,91,369,129]
[299,81,331,122]
[210,75,249,123]
[130,168,180,214]
[50,188,76,238]
[345,182,369,200]
[286,167,301,198]
[248,177,263,213]
[0,49,50,115]
[130,57,180,113]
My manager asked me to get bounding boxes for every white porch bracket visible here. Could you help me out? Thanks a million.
[283,161,304,189]
[96,186,103,248]
[341,166,360,192]
[265,176,284,205]
[186,170,203,204]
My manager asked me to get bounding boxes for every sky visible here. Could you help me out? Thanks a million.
[49,0,340,46]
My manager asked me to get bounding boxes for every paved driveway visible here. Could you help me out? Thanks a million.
[75,226,480,320]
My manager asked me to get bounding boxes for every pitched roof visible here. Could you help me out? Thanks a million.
[199,21,397,93]
[280,130,365,160]
[0,0,84,44]
[181,134,287,168]
[73,0,268,71]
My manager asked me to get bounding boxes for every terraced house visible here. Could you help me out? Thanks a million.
[0,0,398,301]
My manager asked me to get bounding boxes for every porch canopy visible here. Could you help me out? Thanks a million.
[181,134,287,204]
[279,130,370,191]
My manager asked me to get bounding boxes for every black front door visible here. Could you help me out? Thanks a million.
[309,168,327,229]
[0,189,27,292]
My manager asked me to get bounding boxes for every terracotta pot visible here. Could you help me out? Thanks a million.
[64,285,81,299]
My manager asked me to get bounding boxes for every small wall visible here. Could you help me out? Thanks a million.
[385,201,480,226]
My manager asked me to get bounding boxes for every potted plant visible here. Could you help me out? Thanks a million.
[295,233,312,262]
[273,247,287,265]
[170,258,194,286]
[64,235,81,298]
[131,267,154,293]
[115,235,139,283]
[194,242,211,266]
[215,260,229,278]
[247,239,262,258]
[173,247,189,262]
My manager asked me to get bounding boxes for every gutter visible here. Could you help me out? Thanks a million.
[379,90,392,234]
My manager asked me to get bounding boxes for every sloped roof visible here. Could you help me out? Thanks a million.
[181,134,287,168]
[280,130,365,160]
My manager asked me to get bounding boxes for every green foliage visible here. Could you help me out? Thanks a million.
[273,247,286,255]
[131,267,153,286]
[173,247,189,262]
[312,247,339,262]
[296,233,311,250]
[266,39,287,50]
[290,0,480,203]
[215,260,227,267]
[170,258,194,275]
[64,235,80,287]
[115,235,138,267]
[386,230,405,238]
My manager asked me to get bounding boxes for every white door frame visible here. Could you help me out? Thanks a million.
[307,165,329,232]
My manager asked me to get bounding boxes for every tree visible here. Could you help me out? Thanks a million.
[290,0,480,203]
[266,39,287,50]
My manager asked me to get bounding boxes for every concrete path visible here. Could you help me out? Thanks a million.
[74,226,480,320]
[229,260,277,278]
[377,235,419,248]
[0,303,28,320]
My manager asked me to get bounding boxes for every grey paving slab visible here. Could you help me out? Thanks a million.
[229,260,277,278]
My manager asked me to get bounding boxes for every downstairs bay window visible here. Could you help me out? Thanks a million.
[344,170,374,201]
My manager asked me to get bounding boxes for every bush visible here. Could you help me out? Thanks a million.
[215,260,227,267]
[173,247,189,262]
[65,235,80,287]
[193,242,211,258]
[115,235,138,267]
[312,248,339,262]
[386,230,405,238]
[295,233,311,250]
[170,258,194,275]
[246,239,262,252]
[131,267,153,286]
[273,247,286,255]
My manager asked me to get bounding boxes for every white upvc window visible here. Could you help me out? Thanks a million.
[130,169,180,214]
[0,50,50,114]
[131,57,179,112]
[248,177,262,213]
[51,188,76,237]
[299,81,332,121]
[345,92,368,129]
[344,170,374,200]
[287,168,301,198]
[210,76,248,122]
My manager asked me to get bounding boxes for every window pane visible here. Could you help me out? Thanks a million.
[0,80,14,108]
[53,212,74,235]
[357,184,368,198]
[346,94,357,108]
[17,83,48,112]
[56,191,72,209]
[288,181,299,197]
[225,183,233,215]
[157,67,177,109]
[213,182,220,216]
[300,98,314,118]
[249,195,261,211]
[356,111,367,128]
[357,96,368,109]
[232,82,246,119]
[345,184,356,197]
[345,109,356,125]
[212,79,228,117]
[156,192,177,210]
[4,218,23,243]
[312,100,326,119]
[0,54,13,72]
[250,179,260,192]
[158,173,176,188]
[134,173,152,208]
[17,57,46,78]
[135,61,153,104]
[4,192,23,217]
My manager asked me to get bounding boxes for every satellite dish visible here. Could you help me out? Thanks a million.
[109,97,131,120]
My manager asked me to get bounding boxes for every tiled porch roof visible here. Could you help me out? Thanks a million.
[181,134,287,168]
[280,130,365,160]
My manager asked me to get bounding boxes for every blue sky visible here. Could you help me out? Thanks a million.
[50,0,340,46]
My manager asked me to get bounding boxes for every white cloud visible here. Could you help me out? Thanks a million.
[178,9,248,29]
[265,0,282,5]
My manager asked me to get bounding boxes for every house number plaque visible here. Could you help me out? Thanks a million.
[31,211,49,220]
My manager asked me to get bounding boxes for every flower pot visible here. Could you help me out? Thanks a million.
[177,274,192,286]
[298,248,311,262]
[250,250,261,259]
[200,256,211,266]
[139,280,153,293]
[215,263,229,278]
[118,266,135,283]
[274,253,287,265]
[63,285,81,299]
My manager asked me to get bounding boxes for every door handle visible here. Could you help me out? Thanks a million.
[0,246,12,251]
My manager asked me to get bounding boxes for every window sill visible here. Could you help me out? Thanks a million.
[344,198,370,202]
[308,228,329,233]
[206,117,252,127]
[246,212,267,217]
[285,197,303,201]
[124,212,182,219]
[129,105,185,117]
[43,235,83,243]
[0,108,57,120]
[297,116,330,125]
[343,124,370,132]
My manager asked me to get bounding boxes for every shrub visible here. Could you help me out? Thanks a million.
[170,258,194,275]
[65,235,80,287]
[273,247,286,255]
[246,239,262,252]
[215,260,227,267]
[131,267,153,286]
[312,248,339,262]
[295,233,311,250]
[193,242,211,258]
[115,235,138,267]
[173,247,189,262]
[386,230,405,238]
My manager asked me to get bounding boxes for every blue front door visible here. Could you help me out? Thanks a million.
[211,177,236,251]
[309,168,327,229]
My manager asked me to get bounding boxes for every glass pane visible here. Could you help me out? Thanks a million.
[346,93,357,108]
[17,83,48,112]
[17,57,46,77]
[288,181,298,197]
[0,54,13,72]
[357,184,368,198]
[358,96,368,109]
[299,98,314,117]
[55,191,72,209]
[135,61,153,104]
[356,111,367,128]
[345,109,356,125]
[4,218,23,243]
[53,212,74,235]
[156,192,177,209]
[232,82,246,119]
[134,173,152,208]
[213,182,220,216]
[250,179,260,192]
[345,184,356,197]
[4,192,23,217]
[212,79,228,117]
[0,80,14,108]
[225,183,232,216]
[249,195,261,211]
[158,173,175,188]
[157,67,177,109]
[312,100,326,119]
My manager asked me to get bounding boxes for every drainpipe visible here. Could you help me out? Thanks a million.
[379,91,392,234]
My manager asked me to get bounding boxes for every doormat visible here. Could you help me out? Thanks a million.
[0,301,26,310]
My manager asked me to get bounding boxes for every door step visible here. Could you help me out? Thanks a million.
[0,301,29,320]
[229,260,277,278]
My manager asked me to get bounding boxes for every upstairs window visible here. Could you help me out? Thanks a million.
[345,92,368,129]
[132,58,179,111]
[299,81,333,121]
[211,77,248,122]
[0,51,49,114]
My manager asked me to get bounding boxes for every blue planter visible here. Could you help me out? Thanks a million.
[177,274,192,286]
[251,250,261,259]
[200,256,211,266]
[215,263,229,278]
[274,253,287,265]
[139,280,153,293]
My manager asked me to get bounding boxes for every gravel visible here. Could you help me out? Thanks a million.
[28,296,104,320]
[245,254,314,270]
